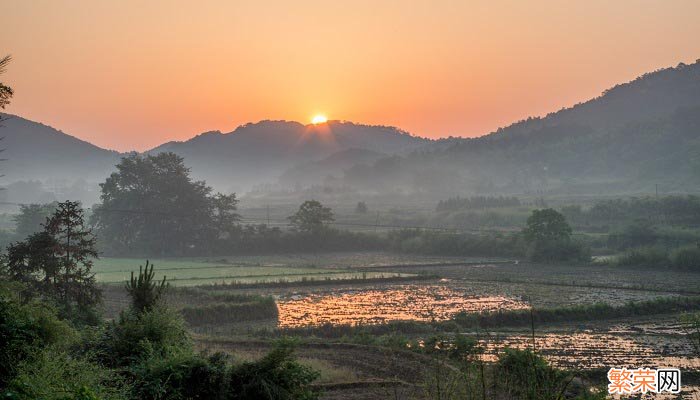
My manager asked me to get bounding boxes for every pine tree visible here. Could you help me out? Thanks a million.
[125,260,168,313]
[6,201,101,322]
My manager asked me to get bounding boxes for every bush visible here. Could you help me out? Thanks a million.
[3,349,128,400]
[129,349,229,400]
[495,349,575,400]
[671,246,700,271]
[0,291,76,386]
[526,238,590,263]
[613,246,669,267]
[228,341,319,400]
[607,222,658,250]
[388,229,525,257]
[98,306,190,368]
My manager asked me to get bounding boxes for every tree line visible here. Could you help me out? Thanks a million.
[436,196,521,212]
[6,150,590,263]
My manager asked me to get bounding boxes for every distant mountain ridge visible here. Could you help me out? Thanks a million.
[148,120,431,191]
[0,113,120,182]
[0,115,431,193]
[341,60,700,195]
[2,59,699,200]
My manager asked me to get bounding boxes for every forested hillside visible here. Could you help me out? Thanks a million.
[343,61,700,195]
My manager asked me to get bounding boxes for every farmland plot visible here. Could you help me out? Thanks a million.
[94,257,406,286]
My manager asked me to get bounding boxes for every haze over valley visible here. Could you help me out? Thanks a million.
[2,59,699,206]
[3,2,700,398]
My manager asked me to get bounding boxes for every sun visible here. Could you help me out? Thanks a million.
[311,114,328,124]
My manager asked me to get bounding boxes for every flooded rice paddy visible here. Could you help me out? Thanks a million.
[480,332,700,370]
[276,284,529,327]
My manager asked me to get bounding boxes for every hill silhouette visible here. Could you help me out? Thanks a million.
[342,60,700,195]
[0,114,120,183]
[1,59,699,200]
[148,120,430,192]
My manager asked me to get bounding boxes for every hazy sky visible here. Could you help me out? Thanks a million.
[4,0,700,151]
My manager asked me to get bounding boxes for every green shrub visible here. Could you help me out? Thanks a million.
[3,349,128,400]
[613,246,669,267]
[388,229,525,257]
[98,306,190,368]
[607,222,658,250]
[129,349,229,400]
[526,238,590,263]
[0,293,76,386]
[671,246,700,271]
[228,341,319,400]
[126,260,168,313]
[495,348,573,400]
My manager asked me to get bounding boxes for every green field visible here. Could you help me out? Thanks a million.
[93,256,409,286]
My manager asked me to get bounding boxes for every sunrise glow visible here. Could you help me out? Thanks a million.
[4,1,700,151]
[311,115,328,125]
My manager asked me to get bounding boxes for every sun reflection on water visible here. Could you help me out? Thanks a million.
[277,285,529,328]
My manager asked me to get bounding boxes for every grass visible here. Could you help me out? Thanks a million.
[94,256,407,286]
[181,297,278,326]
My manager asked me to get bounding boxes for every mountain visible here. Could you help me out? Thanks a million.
[2,59,699,202]
[0,113,121,183]
[278,148,388,186]
[149,120,430,192]
[340,60,700,196]
[0,116,429,199]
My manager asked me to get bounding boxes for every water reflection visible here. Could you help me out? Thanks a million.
[480,333,700,370]
[277,285,529,327]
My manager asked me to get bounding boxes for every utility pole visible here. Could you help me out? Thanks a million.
[266,205,270,225]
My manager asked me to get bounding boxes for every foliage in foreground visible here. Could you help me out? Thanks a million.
[418,335,603,400]
[1,262,319,400]
[0,286,76,388]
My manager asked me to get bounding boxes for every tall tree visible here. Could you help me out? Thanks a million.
[522,208,572,243]
[91,152,239,255]
[5,201,100,322]
[521,208,587,262]
[288,200,334,235]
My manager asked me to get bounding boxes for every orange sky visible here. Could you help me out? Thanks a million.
[4,0,700,151]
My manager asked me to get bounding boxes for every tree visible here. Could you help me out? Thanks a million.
[211,192,241,240]
[5,201,101,322]
[288,200,334,235]
[354,201,368,214]
[522,208,572,243]
[91,153,240,255]
[13,203,57,240]
[126,260,168,313]
[522,208,588,263]
[0,55,12,110]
